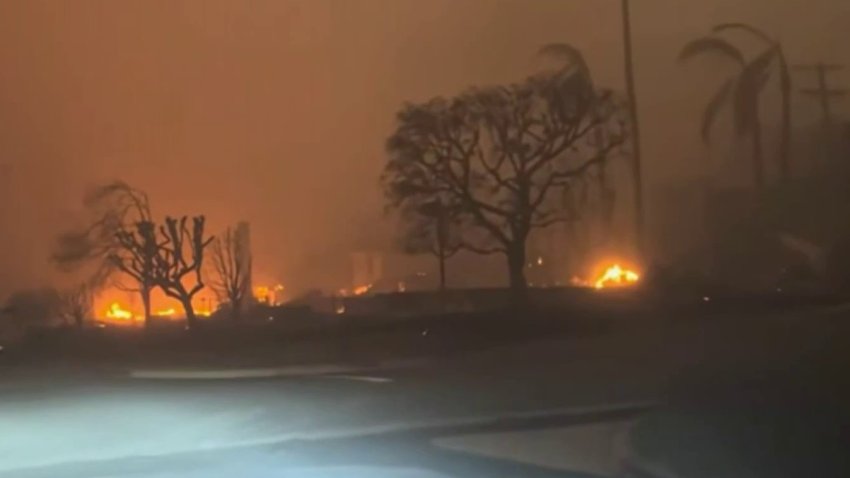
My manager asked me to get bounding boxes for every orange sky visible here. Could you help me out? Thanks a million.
[0,0,847,297]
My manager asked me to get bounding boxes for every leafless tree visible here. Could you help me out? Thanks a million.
[209,226,252,320]
[383,67,627,291]
[52,181,155,325]
[152,216,214,329]
[109,220,160,326]
[59,283,93,328]
[398,198,463,290]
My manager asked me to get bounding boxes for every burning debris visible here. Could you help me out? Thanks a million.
[570,263,642,290]
[105,302,135,321]
[594,264,640,289]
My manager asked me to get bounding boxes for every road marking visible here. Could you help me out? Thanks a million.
[194,401,655,450]
[129,365,358,380]
[127,358,432,380]
[0,400,654,474]
[323,374,394,383]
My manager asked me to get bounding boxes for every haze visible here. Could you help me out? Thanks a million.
[0,0,846,297]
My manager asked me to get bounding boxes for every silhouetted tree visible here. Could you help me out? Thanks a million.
[152,216,214,329]
[542,2,647,253]
[384,67,627,291]
[59,283,93,328]
[714,23,792,181]
[680,25,791,189]
[209,225,252,320]
[53,181,156,325]
[399,198,464,290]
[109,219,159,327]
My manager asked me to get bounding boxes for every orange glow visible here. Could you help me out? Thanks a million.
[570,276,591,287]
[593,264,640,289]
[254,284,284,305]
[254,285,270,303]
[338,283,373,297]
[155,308,176,317]
[105,302,135,321]
[353,284,372,296]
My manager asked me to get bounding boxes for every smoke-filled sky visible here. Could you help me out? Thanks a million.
[0,0,847,296]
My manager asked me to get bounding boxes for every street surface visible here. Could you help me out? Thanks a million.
[1,304,848,477]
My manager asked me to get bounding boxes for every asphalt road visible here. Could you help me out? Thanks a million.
[1,304,848,477]
[0,337,663,477]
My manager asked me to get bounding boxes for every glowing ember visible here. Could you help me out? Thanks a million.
[594,264,640,289]
[105,302,134,321]
[352,284,372,296]
[254,284,285,305]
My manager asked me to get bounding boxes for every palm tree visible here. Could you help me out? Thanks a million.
[714,23,792,182]
[541,0,646,255]
[680,36,776,190]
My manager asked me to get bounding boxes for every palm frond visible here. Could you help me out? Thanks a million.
[732,73,762,137]
[701,77,737,143]
[741,47,777,93]
[538,43,592,84]
[679,37,746,66]
[713,23,774,44]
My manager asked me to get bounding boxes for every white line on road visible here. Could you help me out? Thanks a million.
[323,374,394,383]
[127,358,434,380]
[177,401,655,453]
[128,365,364,380]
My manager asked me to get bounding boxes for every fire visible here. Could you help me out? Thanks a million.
[594,264,640,289]
[105,302,134,321]
[339,283,373,297]
[155,308,176,317]
[254,284,285,305]
[352,284,372,296]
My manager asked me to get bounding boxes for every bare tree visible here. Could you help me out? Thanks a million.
[383,67,627,291]
[152,216,214,329]
[59,283,93,328]
[398,198,463,290]
[52,181,155,325]
[209,226,252,320]
[109,219,160,326]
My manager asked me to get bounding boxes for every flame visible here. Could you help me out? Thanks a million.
[105,302,134,321]
[594,264,640,289]
[254,286,270,303]
[155,308,176,317]
[352,284,372,296]
[254,284,285,305]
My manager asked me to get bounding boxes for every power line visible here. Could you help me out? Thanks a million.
[793,62,847,125]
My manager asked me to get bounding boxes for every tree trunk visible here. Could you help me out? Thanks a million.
[435,209,448,291]
[506,243,528,292]
[180,297,198,330]
[752,117,766,191]
[438,253,447,291]
[141,285,152,328]
[230,297,241,321]
[778,53,792,181]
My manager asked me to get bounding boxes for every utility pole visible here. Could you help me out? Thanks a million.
[621,0,645,259]
[794,63,847,126]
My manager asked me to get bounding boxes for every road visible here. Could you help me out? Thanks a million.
[1,305,848,477]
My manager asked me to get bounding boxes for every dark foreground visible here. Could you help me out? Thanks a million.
[1,300,849,477]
